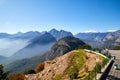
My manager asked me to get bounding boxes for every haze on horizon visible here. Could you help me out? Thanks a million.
[0,0,120,34]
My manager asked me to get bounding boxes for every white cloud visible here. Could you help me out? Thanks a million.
[107,30,117,32]
[84,30,97,33]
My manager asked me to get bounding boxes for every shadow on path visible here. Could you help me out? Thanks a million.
[107,75,120,80]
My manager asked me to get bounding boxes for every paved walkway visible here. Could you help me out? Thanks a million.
[106,50,120,80]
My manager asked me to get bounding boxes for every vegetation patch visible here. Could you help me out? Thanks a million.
[24,69,36,74]
[35,62,45,73]
[0,64,9,80]
[86,55,108,80]
[53,49,85,80]
[7,73,25,80]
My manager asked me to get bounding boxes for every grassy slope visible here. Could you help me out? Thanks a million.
[53,49,107,80]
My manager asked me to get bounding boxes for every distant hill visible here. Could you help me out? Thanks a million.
[10,32,56,59]
[11,31,41,40]
[75,32,108,42]
[0,56,6,61]
[0,33,10,38]
[49,29,73,40]
[0,31,41,40]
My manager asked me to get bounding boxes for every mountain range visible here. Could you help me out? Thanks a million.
[0,29,120,49]
[0,31,41,40]
[75,30,120,48]
[0,29,120,59]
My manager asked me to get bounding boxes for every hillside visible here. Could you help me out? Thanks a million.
[25,49,107,80]
[46,36,85,60]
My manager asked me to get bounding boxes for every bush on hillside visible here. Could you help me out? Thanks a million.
[35,62,45,73]
[7,73,25,80]
[115,45,120,50]
[78,44,91,50]
[24,69,36,74]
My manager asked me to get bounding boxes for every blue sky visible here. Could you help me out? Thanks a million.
[0,0,120,34]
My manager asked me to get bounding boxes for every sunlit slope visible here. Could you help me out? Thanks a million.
[25,49,107,80]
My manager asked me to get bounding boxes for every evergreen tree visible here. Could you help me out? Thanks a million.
[0,64,9,80]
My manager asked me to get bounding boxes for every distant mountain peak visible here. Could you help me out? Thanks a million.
[60,29,67,32]
[16,32,23,34]
[49,28,59,33]
[25,31,40,34]
[49,29,73,40]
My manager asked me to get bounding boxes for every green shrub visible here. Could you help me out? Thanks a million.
[78,44,91,50]
[115,45,120,50]
[24,69,35,74]
[95,63,102,73]
[0,64,9,80]
[53,74,62,80]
